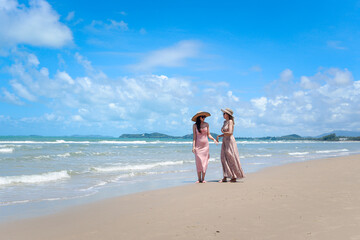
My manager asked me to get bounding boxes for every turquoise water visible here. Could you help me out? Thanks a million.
[1,136,360,222]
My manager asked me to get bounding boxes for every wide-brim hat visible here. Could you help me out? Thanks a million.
[191,111,211,122]
[221,108,234,117]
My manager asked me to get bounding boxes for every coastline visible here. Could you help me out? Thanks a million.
[1,154,360,239]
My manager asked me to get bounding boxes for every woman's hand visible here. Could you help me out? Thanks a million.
[216,136,219,142]
[192,146,195,153]
[213,139,218,145]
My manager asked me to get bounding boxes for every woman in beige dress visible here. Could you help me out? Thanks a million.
[216,108,245,182]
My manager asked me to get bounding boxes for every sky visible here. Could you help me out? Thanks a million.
[0,0,360,137]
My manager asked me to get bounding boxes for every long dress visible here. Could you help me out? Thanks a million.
[221,120,245,179]
[195,126,209,172]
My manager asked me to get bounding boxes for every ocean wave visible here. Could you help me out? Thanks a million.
[236,140,318,144]
[0,148,14,153]
[91,152,113,156]
[0,192,97,206]
[0,140,192,145]
[91,161,184,173]
[316,149,349,154]
[98,140,148,144]
[241,154,272,158]
[0,171,71,186]
[253,154,272,157]
[34,155,51,159]
[288,152,309,156]
[57,153,71,158]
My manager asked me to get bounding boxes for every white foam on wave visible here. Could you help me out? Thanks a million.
[236,140,317,144]
[242,154,272,158]
[57,153,71,158]
[0,148,14,153]
[209,157,219,162]
[34,155,51,159]
[99,140,147,144]
[0,192,97,206]
[0,171,71,186]
[288,152,309,156]
[92,161,184,173]
[316,149,349,154]
[255,154,272,157]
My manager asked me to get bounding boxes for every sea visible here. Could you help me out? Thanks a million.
[1,136,360,222]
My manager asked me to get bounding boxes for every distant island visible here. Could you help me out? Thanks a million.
[119,131,360,141]
[119,132,218,139]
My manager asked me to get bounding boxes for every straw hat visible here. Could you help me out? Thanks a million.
[221,108,234,117]
[191,111,211,122]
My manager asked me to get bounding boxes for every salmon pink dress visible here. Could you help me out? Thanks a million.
[194,126,209,172]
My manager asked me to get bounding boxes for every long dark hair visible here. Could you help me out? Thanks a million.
[224,113,235,125]
[196,116,203,133]
[229,115,235,125]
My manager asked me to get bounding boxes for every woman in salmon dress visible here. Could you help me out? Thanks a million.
[216,108,245,182]
[192,111,218,183]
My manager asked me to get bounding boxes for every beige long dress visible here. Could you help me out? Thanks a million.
[220,120,245,179]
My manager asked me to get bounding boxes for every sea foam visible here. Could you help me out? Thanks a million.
[0,148,14,153]
[0,171,71,186]
[316,149,349,154]
[92,161,184,173]
[288,152,309,156]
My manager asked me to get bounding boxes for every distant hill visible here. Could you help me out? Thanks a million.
[120,132,173,138]
[119,132,218,139]
[181,133,219,139]
[316,130,360,138]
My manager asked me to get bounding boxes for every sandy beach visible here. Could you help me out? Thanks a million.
[1,154,360,240]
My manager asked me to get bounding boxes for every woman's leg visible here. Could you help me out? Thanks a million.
[201,172,206,183]
[196,172,202,183]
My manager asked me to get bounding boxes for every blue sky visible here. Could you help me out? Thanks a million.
[1,0,360,137]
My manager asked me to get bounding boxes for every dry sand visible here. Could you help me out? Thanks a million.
[1,154,360,240]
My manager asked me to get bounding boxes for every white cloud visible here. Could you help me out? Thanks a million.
[280,69,293,82]
[88,19,129,32]
[2,47,360,136]
[244,67,360,134]
[72,115,83,121]
[74,52,107,80]
[327,40,346,50]
[251,97,267,112]
[10,80,37,101]
[300,76,319,89]
[3,51,195,131]
[55,71,74,85]
[27,54,40,66]
[132,40,201,71]
[109,20,128,31]
[327,68,353,86]
[0,0,73,48]
[227,91,239,102]
[65,11,74,21]
[1,87,23,105]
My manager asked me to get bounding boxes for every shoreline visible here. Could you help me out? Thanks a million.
[1,154,360,239]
